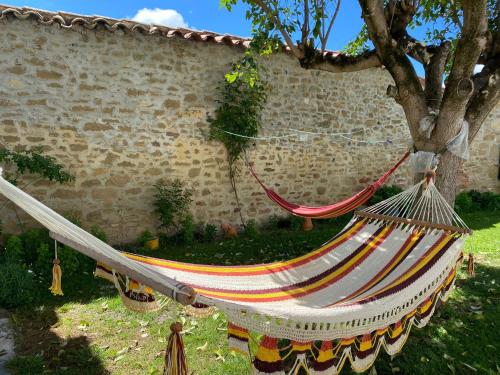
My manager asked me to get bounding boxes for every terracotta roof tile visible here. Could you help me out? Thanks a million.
[0,4,339,57]
[0,4,252,50]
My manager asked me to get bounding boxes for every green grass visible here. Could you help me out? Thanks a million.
[6,211,499,375]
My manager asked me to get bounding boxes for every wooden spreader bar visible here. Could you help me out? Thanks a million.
[354,211,472,235]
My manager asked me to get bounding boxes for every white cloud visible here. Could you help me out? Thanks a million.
[132,8,188,28]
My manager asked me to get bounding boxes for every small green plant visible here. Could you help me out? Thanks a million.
[203,223,217,243]
[0,261,35,308]
[181,214,194,245]
[153,179,193,232]
[138,230,156,245]
[245,219,258,238]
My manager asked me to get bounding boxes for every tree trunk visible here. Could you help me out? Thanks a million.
[434,151,462,207]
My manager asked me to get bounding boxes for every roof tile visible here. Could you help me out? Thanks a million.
[0,4,344,58]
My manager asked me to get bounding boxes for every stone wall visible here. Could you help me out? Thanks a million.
[0,17,498,242]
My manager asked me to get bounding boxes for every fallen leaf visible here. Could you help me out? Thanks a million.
[116,347,129,356]
[214,349,225,362]
[196,342,208,352]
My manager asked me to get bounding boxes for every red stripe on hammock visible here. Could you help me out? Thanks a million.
[192,225,395,302]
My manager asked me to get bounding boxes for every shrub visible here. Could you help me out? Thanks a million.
[368,185,404,205]
[203,224,217,243]
[454,191,474,213]
[263,215,280,230]
[455,190,500,212]
[181,214,194,245]
[138,230,156,245]
[3,236,24,264]
[468,190,500,210]
[58,245,82,277]
[153,179,193,232]
[0,261,36,308]
[245,219,258,238]
[20,228,50,266]
[33,243,52,281]
[35,242,82,282]
[289,215,303,231]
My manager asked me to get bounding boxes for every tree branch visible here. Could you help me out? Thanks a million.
[435,0,489,145]
[359,0,429,146]
[424,41,451,112]
[449,0,463,29]
[301,49,381,72]
[466,56,500,142]
[302,0,310,47]
[321,0,341,52]
[253,0,305,59]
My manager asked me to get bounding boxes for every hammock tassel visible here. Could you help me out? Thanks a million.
[49,241,63,296]
[164,322,188,375]
[467,253,475,277]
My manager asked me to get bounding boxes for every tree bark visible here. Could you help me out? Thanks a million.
[435,151,463,207]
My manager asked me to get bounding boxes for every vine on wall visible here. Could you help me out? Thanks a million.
[208,53,268,226]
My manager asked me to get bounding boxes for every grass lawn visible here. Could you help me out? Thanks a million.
[6,211,500,375]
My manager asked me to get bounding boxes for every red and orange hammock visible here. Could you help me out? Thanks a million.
[249,151,410,219]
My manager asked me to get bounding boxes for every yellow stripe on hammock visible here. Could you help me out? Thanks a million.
[194,225,393,300]
[124,219,366,274]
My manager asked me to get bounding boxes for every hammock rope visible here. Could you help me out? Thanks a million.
[0,162,470,374]
[246,150,410,219]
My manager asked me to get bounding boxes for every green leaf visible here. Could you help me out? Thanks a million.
[225,71,239,83]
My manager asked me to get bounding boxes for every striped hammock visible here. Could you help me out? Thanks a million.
[0,167,470,374]
[249,151,409,219]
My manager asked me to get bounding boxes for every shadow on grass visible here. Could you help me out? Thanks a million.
[345,262,500,375]
[6,276,114,375]
[461,210,500,231]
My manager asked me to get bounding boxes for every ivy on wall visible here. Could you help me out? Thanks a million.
[208,53,269,226]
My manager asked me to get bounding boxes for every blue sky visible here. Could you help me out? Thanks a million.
[3,0,426,75]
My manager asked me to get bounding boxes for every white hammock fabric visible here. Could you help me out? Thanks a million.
[0,169,469,373]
